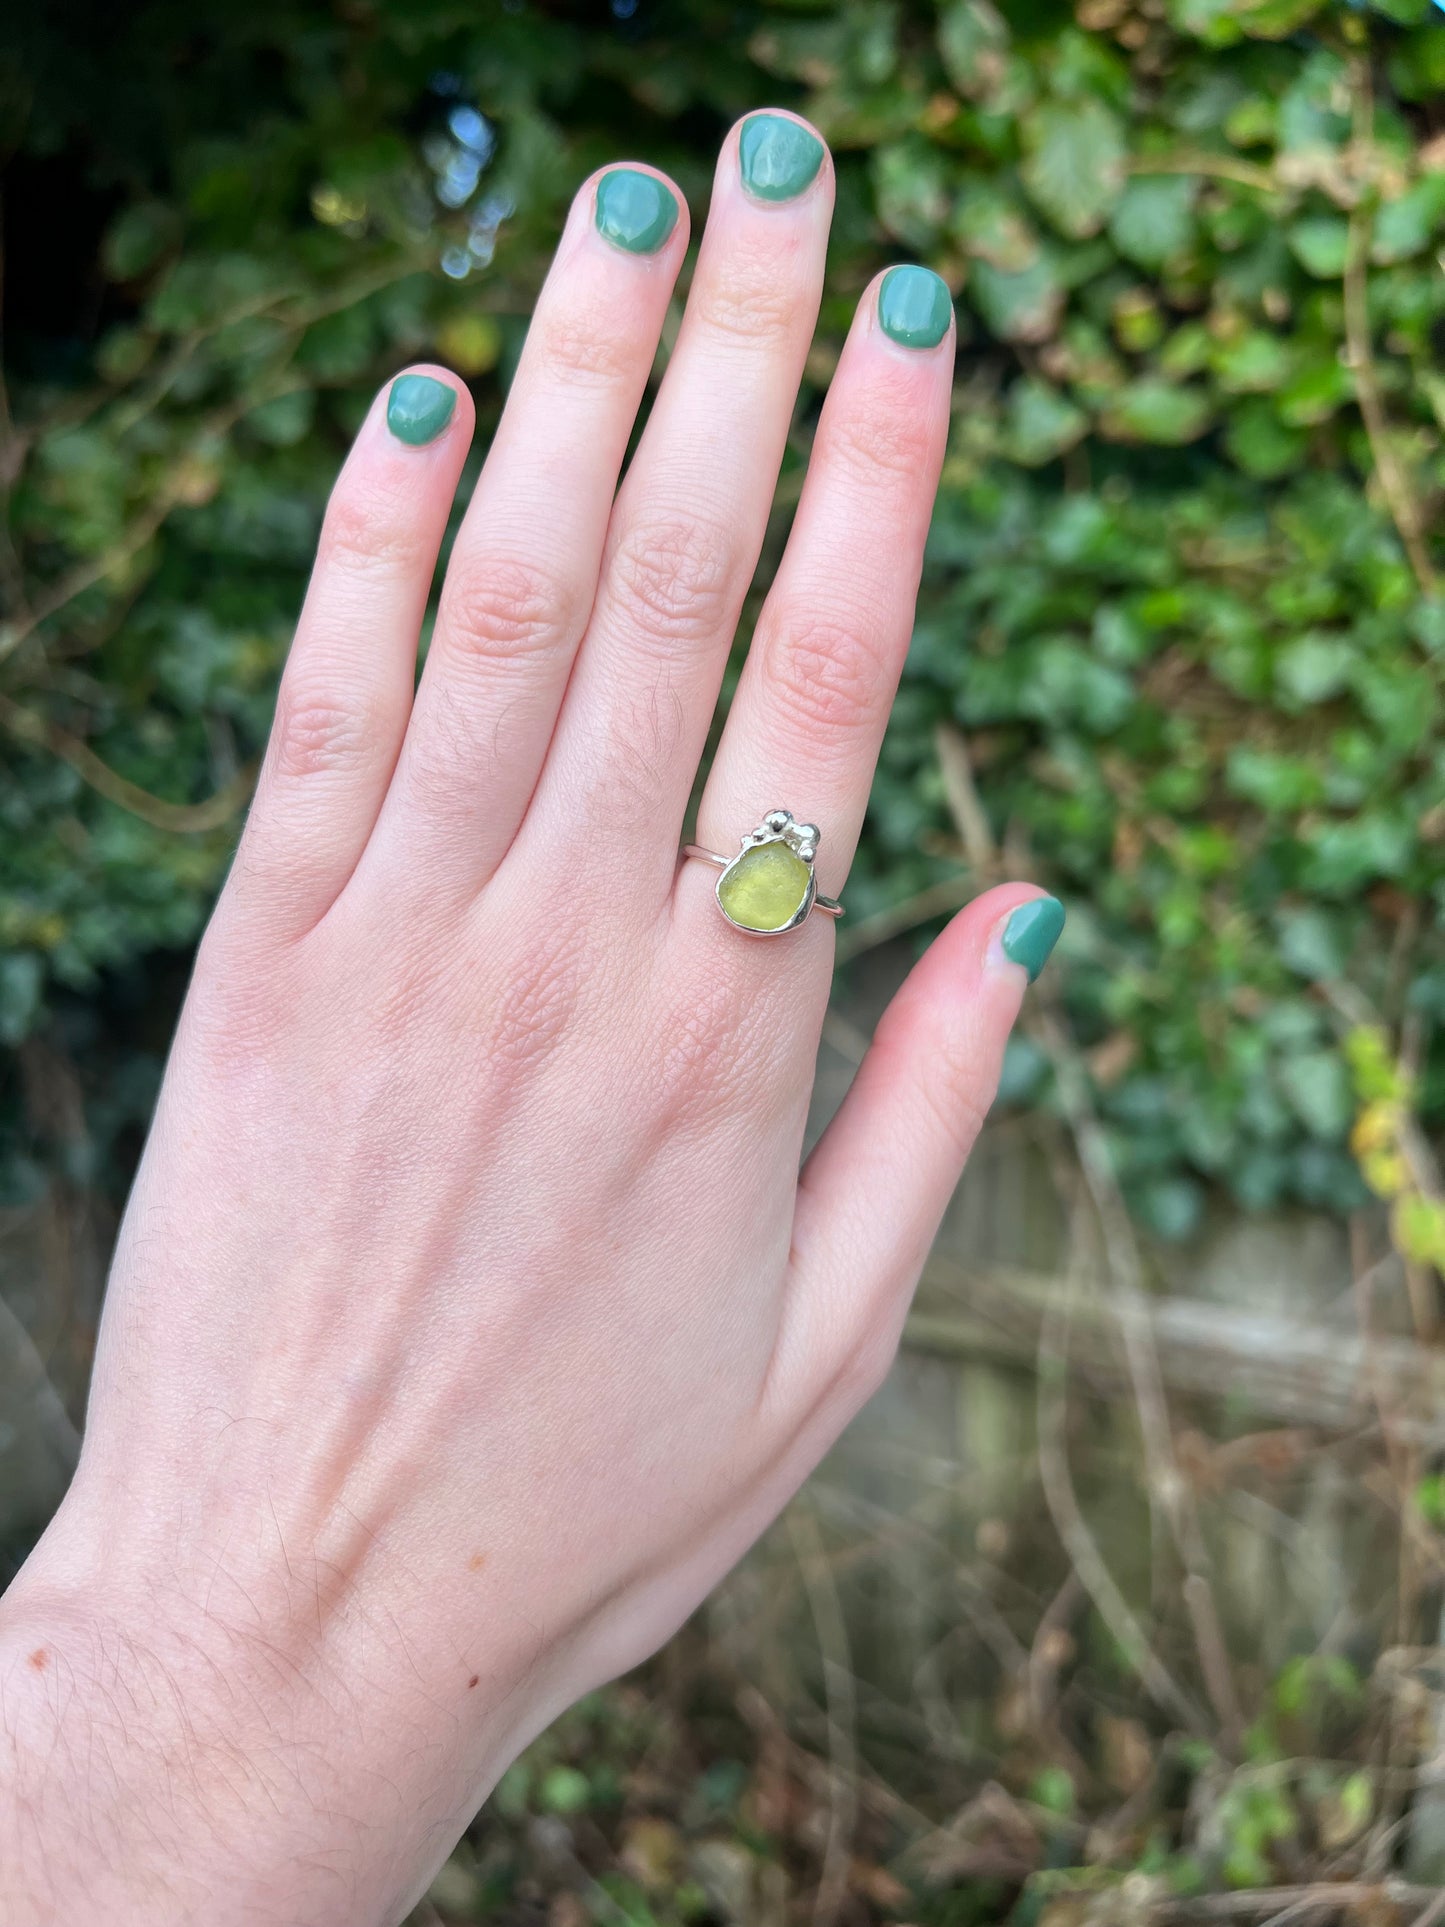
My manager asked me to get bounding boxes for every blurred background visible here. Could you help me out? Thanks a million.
[3,0,1445,1920]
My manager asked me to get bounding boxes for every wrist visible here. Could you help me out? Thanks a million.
[0,1516,524,1926]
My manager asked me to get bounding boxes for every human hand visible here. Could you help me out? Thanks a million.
[0,114,1061,1926]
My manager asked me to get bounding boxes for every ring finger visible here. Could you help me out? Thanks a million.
[687,265,956,931]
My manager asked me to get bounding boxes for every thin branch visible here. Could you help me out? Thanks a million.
[1153,1883,1445,1924]
[1127,153,1278,194]
[834,873,974,966]
[1035,1252,1210,1738]
[1342,60,1438,597]
[788,1505,858,1927]
[1031,1004,1244,1753]
[0,693,254,833]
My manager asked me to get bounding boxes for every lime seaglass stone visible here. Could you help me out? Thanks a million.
[717,842,813,931]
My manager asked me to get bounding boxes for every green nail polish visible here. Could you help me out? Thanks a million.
[386,374,457,446]
[739,113,825,203]
[1001,897,1065,984]
[878,265,953,350]
[595,168,679,254]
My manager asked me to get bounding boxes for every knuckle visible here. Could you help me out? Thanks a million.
[757,609,892,740]
[652,972,747,1115]
[826,388,935,482]
[319,483,429,578]
[606,512,735,650]
[484,921,588,1086]
[439,555,577,668]
[269,678,376,783]
[537,310,638,389]
[696,260,801,348]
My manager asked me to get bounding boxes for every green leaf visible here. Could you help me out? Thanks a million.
[1371,173,1445,265]
[103,201,179,280]
[1212,330,1294,395]
[538,1766,592,1814]
[1134,1175,1205,1241]
[1100,379,1213,444]
[969,254,1064,342]
[0,954,43,1047]
[1288,217,1349,279]
[871,137,951,249]
[1002,378,1088,466]
[1226,400,1307,479]
[245,390,317,448]
[1109,174,1197,270]
[938,0,1010,98]
[953,186,1040,271]
[1275,632,1353,707]
[1277,908,1349,980]
[1236,0,1324,39]
[1020,98,1127,240]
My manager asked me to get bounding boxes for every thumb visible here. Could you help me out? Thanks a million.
[776,885,1065,1410]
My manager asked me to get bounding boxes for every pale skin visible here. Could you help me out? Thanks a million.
[0,117,1057,1925]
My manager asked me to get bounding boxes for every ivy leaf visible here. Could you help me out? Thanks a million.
[1226,400,1307,478]
[1109,175,1197,270]
[1275,632,1354,707]
[1003,378,1088,466]
[1371,173,1445,264]
[1020,98,1127,240]
[1100,380,1213,444]
[1133,1176,1206,1241]
[938,0,1010,99]
[871,137,951,249]
[1280,1050,1353,1140]
[1236,0,1325,39]
[103,201,179,281]
[953,185,1041,271]
[969,254,1064,341]
[1289,217,1350,279]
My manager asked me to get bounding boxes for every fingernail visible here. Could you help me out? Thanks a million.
[386,373,457,446]
[1000,897,1065,984]
[877,265,953,350]
[595,168,679,254]
[739,113,825,202]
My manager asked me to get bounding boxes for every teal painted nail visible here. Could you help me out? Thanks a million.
[595,168,679,254]
[1001,897,1065,983]
[386,374,457,446]
[739,114,825,202]
[877,265,953,350]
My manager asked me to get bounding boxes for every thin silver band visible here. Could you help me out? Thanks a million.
[682,844,844,919]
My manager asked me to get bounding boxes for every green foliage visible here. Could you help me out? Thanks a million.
[2,0,1443,1219]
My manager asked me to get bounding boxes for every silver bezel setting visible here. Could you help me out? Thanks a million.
[715,809,821,936]
[680,810,844,933]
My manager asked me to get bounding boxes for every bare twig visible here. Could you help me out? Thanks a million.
[1342,59,1437,597]
[788,1505,858,1927]
[934,722,998,877]
[834,874,974,966]
[1127,153,1278,193]
[1035,1246,1210,1737]
[0,692,255,833]
[1153,1883,1445,1924]
[1029,1003,1242,1754]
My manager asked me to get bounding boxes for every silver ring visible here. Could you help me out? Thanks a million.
[682,809,844,935]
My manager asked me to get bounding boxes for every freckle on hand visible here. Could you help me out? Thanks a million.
[468,1675,479,1690]
[27,1648,47,1671]
[467,1552,487,1573]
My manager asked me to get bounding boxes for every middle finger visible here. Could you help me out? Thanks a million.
[522,112,833,889]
